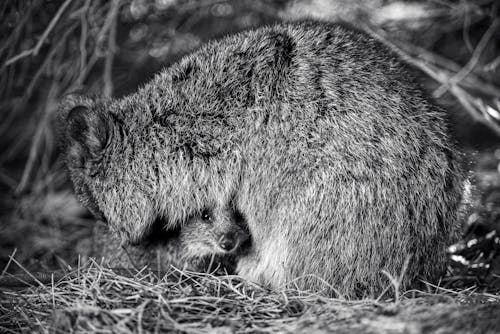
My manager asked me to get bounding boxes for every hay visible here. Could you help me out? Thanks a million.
[1,260,500,333]
[0,260,324,333]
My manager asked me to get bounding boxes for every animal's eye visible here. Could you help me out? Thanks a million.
[201,209,212,222]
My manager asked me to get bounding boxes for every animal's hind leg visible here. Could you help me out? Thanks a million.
[236,236,289,289]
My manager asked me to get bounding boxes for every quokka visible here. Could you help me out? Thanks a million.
[91,206,249,273]
[60,21,467,297]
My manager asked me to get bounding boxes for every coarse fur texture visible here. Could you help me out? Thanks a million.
[179,206,250,264]
[91,207,248,273]
[60,21,466,298]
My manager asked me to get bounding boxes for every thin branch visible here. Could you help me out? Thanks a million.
[0,2,36,61]
[1,249,18,278]
[462,4,474,53]
[103,0,121,98]
[15,83,58,194]
[434,16,500,97]
[363,22,500,98]
[3,0,73,67]
[362,22,500,137]
[78,0,91,84]
[485,55,500,72]
[0,167,17,190]
[451,86,500,136]
[25,23,79,101]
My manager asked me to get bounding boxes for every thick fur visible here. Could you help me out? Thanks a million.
[91,207,247,273]
[179,206,250,263]
[61,21,466,298]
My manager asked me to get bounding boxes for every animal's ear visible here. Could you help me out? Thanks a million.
[60,95,113,174]
[66,105,111,155]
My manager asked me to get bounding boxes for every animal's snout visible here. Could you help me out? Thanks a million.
[218,234,236,251]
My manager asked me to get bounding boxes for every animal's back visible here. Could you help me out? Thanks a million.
[188,22,465,296]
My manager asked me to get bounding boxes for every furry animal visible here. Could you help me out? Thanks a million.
[60,21,466,298]
[178,206,250,265]
[91,206,248,273]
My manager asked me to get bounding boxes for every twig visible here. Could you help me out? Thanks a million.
[8,256,46,288]
[0,167,17,190]
[3,0,74,67]
[363,23,500,97]
[15,114,47,194]
[1,249,18,278]
[103,0,121,98]
[0,0,9,19]
[434,16,500,97]
[450,84,500,135]
[76,52,99,88]
[363,23,500,136]
[121,245,141,272]
[380,256,411,304]
[462,5,474,53]
[78,0,91,85]
[0,99,20,139]
[0,0,37,62]
[25,23,79,102]
[485,55,500,72]
[15,83,58,194]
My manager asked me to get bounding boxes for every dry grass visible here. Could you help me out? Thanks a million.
[1,0,500,333]
[1,259,500,334]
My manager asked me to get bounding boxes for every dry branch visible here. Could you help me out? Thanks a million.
[3,0,74,67]
[363,22,500,137]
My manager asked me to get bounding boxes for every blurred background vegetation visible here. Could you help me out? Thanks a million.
[0,0,499,279]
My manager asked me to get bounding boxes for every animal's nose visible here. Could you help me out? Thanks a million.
[219,235,236,251]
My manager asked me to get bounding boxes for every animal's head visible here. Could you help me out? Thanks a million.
[58,94,160,244]
[179,207,250,260]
